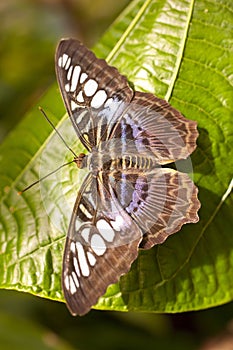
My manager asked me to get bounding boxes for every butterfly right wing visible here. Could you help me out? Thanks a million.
[55,39,134,150]
[62,172,142,316]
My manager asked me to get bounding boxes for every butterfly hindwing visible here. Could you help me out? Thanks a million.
[109,167,200,249]
[62,173,142,316]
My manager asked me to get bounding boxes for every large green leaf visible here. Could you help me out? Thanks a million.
[0,0,232,313]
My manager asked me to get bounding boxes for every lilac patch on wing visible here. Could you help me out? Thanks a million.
[126,175,149,214]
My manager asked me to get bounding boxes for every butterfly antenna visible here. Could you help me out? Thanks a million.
[18,160,75,195]
[39,107,78,158]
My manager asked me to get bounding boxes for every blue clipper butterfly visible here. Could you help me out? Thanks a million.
[55,39,200,316]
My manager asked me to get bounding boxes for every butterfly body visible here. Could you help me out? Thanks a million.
[55,39,200,316]
[80,149,158,173]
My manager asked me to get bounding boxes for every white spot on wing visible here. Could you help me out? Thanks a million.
[65,83,70,92]
[76,91,84,103]
[70,65,81,92]
[80,72,88,83]
[97,219,115,242]
[69,276,77,294]
[70,241,76,254]
[62,53,68,67]
[111,215,124,231]
[58,56,62,67]
[104,97,113,107]
[84,79,98,96]
[76,242,90,276]
[80,204,92,219]
[87,251,96,266]
[91,90,107,109]
[73,257,81,277]
[81,227,90,242]
[71,100,79,111]
[91,234,106,256]
[75,217,82,232]
[64,275,70,290]
[67,65,73,80]
[72,271,80,288]
[65,57,71,70]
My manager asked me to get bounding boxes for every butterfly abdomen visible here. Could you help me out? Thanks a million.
[112,155,155,170]
[86,151,156,174]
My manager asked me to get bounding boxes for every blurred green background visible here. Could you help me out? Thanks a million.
[0,0,233,349]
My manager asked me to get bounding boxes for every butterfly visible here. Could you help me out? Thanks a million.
[55,38,200,316]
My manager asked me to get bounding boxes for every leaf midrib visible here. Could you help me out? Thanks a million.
[165,0,195,101]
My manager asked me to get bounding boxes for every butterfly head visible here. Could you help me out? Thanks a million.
[74,153,86,169]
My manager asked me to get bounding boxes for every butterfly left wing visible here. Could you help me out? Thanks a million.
[55,39,134,150]
[62,172,142,316]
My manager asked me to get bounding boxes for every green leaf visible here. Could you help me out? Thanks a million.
[0,0,232,313]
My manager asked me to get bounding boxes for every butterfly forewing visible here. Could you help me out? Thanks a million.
[55,39,134,150]
[132,92,198,163]
[103,92,198,165]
